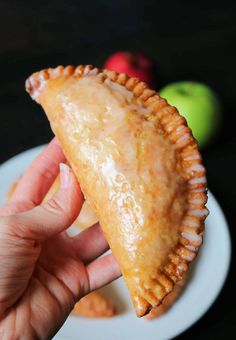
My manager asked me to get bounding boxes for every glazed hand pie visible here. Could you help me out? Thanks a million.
[26,65,208,317]
[72,291,116,318]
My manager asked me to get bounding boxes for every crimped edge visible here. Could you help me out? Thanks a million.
[26,65,209,316]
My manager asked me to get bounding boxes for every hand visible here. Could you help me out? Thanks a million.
[0,138,121,339]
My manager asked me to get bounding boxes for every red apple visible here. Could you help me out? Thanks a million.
[104,51,154,86]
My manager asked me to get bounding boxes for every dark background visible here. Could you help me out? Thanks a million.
[0,0,235,339]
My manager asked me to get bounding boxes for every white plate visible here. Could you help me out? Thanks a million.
[0,145,231,340]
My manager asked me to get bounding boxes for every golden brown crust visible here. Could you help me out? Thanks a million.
[145,274,186,320]
[6,178,19,199]
[72,291,116,318]
[26,65,208,317]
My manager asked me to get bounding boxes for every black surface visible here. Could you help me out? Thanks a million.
[0,1,235,339]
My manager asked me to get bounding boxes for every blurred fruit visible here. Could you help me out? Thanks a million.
[104,51,154,86]
[159,81,222,148]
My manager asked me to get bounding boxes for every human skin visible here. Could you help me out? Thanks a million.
[0,138,120,339]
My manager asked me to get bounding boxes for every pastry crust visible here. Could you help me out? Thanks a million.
[7,178,19,199]
[75,199,98,230]
[145,274,186,320]
[26,65,208,317]
[72,291,116,318]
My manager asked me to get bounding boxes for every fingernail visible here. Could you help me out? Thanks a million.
[59,163,70,189]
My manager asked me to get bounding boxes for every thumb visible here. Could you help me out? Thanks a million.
[7,164,84,241]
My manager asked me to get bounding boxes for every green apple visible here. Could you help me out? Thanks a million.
[159,82,222,148]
